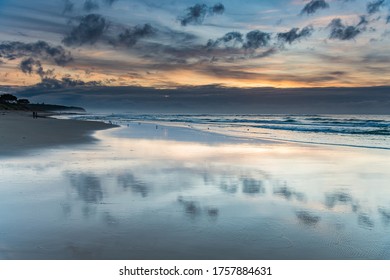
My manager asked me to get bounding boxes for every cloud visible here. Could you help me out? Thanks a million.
[20,57,42,75]
[206,31,244,48]
[328,18,364,40]
[63,14,107,46]
[62,0,74,15]
[19,58,54,79]
[207,30,271,50]
[83,0,100,12]
[36,77,102,89]
[357,15,369,26]
[179,4,208,26]
[0,41,72,65]
[387,15,390,24]
[114,24,155,47]
[277,26,314,44]
[367,0,385,15]
[244,30,272,49]
[251,48,277,59]
[210,3,225,15]
[179,3,225,26]
[301,0,329,15]
[17,85,390,115]
[104,0,118,6]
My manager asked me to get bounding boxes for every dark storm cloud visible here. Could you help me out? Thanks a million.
[179,3,225,26]
[114,24,155,47]
[63,14,107,46]
[83,0,100,12]
[277,26,314,44]
[244,30,272,49]
[387,15,390,24]
[300,0,329,15]
[62,0,74,14]
[367,0,386,15]
[0,41,72,65]
[328,18,364,40]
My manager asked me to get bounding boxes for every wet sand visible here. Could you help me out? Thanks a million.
[0,111,115,156]
[1,121,390,259]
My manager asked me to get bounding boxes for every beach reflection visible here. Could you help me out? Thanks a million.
[1,124,390,259]
[295,211,321,227]
[378,208,390,226]
[67,172,104,203]
[117,173,150,197]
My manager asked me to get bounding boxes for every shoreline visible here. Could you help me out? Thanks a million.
[108,119,390,151]
[0,110,116,156]
[1,111,390,260]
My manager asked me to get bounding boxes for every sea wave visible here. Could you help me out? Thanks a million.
[67,113,390,148]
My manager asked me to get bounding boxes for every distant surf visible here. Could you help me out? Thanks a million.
[64,114,390,149]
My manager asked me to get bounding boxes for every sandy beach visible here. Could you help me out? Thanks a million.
[1,118,390,259]
[0,111,115,156]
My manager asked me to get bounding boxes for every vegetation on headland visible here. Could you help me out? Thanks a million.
[0,93,85,112]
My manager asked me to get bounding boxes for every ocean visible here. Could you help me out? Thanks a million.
[65,114,390,149]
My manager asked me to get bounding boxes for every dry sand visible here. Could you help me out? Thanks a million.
[0,111,115,156]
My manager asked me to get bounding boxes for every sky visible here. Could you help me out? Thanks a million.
[1,0,390,89]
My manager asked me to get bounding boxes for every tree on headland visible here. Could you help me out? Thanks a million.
[17,99,30,105]
[0,93,84,112]
[0,94,32,110]
[0,94,18,104]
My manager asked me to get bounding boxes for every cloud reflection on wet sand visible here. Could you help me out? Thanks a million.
[1,125,390,259]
